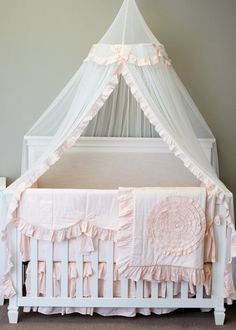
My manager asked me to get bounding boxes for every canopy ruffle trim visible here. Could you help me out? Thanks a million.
[0,69,120,299]
[4,72,119,226]
[84,44,172,67]
[121,64,236,262]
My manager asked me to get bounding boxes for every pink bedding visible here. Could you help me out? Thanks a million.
[18,188,214,284]
[18,189,119,262]
[117,187,213,285]
[17,187,215,316]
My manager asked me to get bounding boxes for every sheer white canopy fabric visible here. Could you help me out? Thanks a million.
[99,0,159,44]
[0,0,235,301]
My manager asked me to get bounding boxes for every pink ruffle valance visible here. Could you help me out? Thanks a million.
[84,44,171,67]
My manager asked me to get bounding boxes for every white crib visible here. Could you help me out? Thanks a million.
[7,202,226,325]
[2,137,228,325]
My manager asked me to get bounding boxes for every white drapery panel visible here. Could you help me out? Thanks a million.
[21,62,118,173]
[82,77,159,138]
[122,63,223,190]
[0,61,120,299]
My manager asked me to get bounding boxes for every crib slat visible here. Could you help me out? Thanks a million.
[76,237,83,297]
[60,240,69,297]
[137,280,143,298]
[30,239,38,297]
[105,241,114,298]
[121,278,129,298]
[167,282,174,298]
[17,232,23,298]
[45,241,53,297]
[91,238,98,298]
[151,282,158,298]
[181,282,189,299]
[196,284,203,299]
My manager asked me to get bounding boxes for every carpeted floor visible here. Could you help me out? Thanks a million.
[0,302,236,329]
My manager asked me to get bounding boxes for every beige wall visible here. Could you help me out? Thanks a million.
[0,0,235,194]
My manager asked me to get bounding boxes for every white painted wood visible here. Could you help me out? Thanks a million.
[151,282,158,298]
[90,238,98,298]
[30,239,38,297]
[8,309,19,324]
[214,309,226,326]
[181,282,189,299]
[45,241,53,297]
[121,278,129,298]
[18,296,219,309]
[105,241,114,298]
[0,177,6,190]
[8,225,19,324]
[212,203,226,325]
[60,240,69,297]
[136,281,144,298]
[76,237,84,297]
[167,282,174,299]
[17,230,23,298]
[196,284,203,299]
[24,136,215,157]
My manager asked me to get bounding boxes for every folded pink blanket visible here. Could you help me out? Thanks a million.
[117,187,214,286]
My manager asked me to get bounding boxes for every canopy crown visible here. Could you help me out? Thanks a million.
[99,0,160,45]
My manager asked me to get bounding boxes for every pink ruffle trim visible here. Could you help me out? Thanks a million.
[119,263,211,291]
[1,68,120,299]
[25,261,212,298]
[4,72,119,226]
[0,275,16,299]
[117,188,212,292]
[84,44,172,67]
[18,220,116,244]
[121,64,236,297]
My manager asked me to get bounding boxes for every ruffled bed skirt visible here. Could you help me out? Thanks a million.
[23,260,212,316]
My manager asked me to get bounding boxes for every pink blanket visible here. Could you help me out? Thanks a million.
[117,187,215,286]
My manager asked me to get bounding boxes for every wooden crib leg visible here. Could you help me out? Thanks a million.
[7,225,19,323]
[8,304,19,324]
[214,308,225,326]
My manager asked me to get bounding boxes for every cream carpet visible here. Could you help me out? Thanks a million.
[0,302,236,329]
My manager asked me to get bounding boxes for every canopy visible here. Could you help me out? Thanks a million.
[0,0,235,300]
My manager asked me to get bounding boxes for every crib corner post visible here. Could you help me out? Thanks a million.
[214,308,225,326]
[212,202,227,326]
[7,224,19,324]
